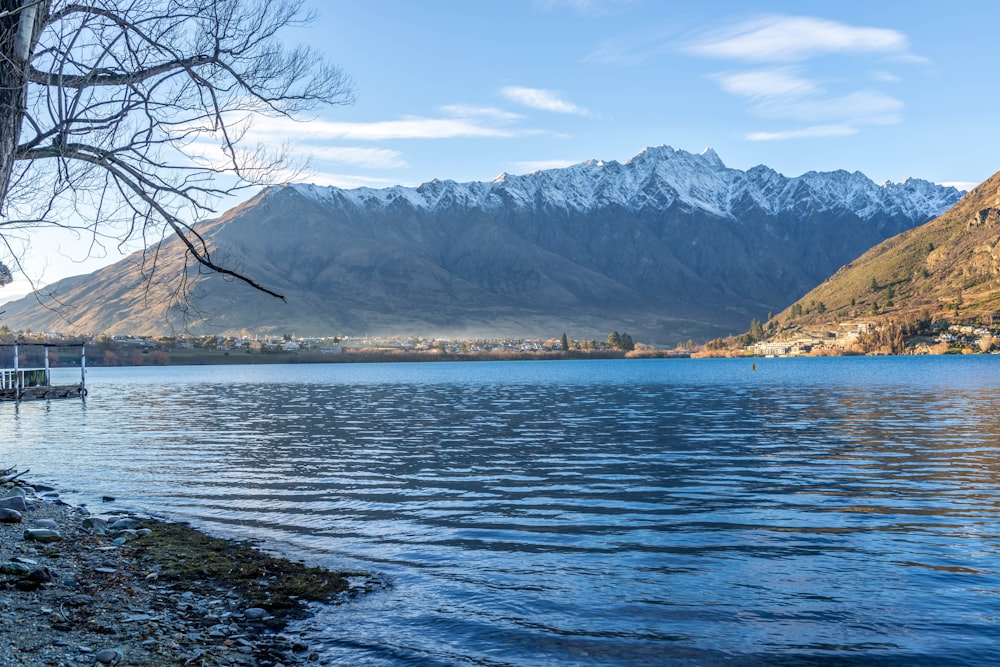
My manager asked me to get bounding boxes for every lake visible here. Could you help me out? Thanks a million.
[4,356,1000,665]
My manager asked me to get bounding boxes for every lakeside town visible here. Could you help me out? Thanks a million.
[2,318,999,368]
[0,328,687,366]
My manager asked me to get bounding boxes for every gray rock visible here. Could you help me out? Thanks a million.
[33,518,58,529]
[23,528,62,542]
[109,517,141,530]
[3,486,26,498]
[243,607,270,620]
[82,517,109,534]
[0,508,22,523]
[94,647,123,665]
[0,562,31,575]
[0,496,27,512]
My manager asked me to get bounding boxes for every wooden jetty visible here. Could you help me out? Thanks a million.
[0,342,86,401]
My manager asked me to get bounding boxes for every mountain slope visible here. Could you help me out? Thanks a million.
[771,170,1000,333]
[0,146,964,342]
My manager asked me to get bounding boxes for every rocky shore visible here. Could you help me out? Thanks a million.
[0,467,376,666]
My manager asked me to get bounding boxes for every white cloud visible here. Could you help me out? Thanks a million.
[871,70,901,83]
[439,105,524,122]
[500,87,591,116]
[251,115,518,141]
[307,146,407,169]
[685,16,914,141]
[745,125,858,141]
[715,68,820,99]
[686,15,910,63]
[754,91,903,125]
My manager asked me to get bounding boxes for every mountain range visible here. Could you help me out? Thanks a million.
[0,146,965,343]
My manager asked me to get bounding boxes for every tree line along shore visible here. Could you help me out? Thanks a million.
[0,330,694,367]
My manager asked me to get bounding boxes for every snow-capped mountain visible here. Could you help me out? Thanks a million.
[0,147,967,342]
[289,145,960,224]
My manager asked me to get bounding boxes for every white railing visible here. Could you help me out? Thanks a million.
[0,367,50,390]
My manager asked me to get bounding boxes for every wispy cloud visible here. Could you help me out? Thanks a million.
[754,91,903,125]
[251,115,519,141]
[307,146,408,169]
[439,105,524,122]
[714,68,819,99]
[500,86,591,116]
[685,15,910,63]
[684,15,917,141]
[745,125,858,142]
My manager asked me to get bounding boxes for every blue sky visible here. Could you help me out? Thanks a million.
[283,0,993,190]
[3,0,997,304]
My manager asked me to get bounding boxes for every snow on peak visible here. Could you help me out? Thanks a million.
[284,147,962,223]
[699,147,725,169]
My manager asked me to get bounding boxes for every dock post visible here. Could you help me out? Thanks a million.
[13,341,18,401]
[44,345,51,386]
[81,344,86,394]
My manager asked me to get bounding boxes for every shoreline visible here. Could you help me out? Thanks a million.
[0,467,377,666]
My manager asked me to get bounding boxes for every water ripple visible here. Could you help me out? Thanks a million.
[5,357,1000,665]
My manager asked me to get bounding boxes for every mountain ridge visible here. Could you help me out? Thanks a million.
[0,146,965,342]
[289,145,958,222]
[760,169,1000,348]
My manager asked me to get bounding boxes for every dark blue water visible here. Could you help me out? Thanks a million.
[4,357,1000,665]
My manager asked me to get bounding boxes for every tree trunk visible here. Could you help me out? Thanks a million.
[0,0,48,212]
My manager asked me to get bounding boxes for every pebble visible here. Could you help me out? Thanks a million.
[109,518,140,531]
[0,561,31,575]
[0,508,22,523]
[94,647,123,665]
[81,517,108,534]
[23,527,62,542]
[0,495,28,512]
[0,476,354,667]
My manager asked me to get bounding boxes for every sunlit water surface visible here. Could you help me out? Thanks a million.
[4,357,1000,665]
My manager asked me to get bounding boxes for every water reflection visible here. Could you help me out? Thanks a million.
[4,358,1000,665]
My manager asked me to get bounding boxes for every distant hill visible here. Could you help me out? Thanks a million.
[767,170,1000,340]
[0,146,964,343]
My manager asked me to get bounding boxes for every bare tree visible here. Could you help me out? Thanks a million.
[0,0,353,299]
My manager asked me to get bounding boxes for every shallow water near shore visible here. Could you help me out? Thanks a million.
[4,356,1000,665]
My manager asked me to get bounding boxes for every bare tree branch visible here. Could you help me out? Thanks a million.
[0,0,354,306]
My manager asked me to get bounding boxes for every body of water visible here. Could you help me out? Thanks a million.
[4,357,1000,665]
